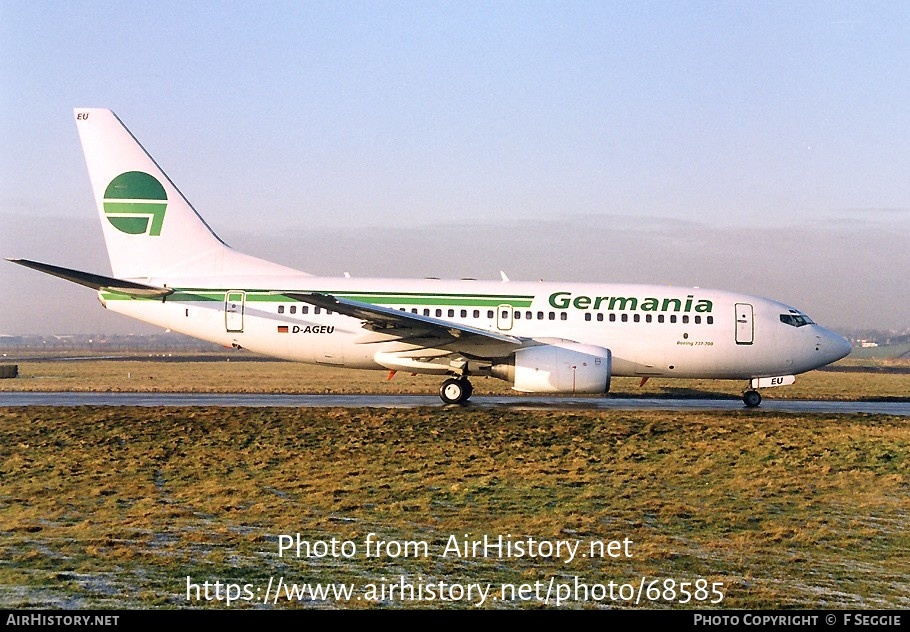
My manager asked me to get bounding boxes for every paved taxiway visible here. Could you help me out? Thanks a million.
[1,392,907,415]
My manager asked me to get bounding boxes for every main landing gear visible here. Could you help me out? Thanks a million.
[439,377,473,405]
[742,390,762,408]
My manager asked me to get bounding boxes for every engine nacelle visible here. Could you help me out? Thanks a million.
[490,340,612,394]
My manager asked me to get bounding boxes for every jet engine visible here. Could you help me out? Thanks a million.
[490,340,612,394]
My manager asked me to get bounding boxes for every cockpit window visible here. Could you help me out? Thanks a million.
[780,310,815,327]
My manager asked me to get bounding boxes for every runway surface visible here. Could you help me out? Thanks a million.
[1,392,908,415]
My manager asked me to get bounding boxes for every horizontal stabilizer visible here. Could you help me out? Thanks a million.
[7,259,174,298]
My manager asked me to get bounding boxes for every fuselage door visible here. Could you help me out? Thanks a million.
[735,302,754,345]
[225,291,245,333]
[496,304,514,331]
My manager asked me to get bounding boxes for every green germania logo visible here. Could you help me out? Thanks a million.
[103,171,167,235]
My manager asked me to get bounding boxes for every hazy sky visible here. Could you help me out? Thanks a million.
[1,1,908,334]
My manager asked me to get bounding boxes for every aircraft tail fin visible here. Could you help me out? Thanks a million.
[74,109,303,280]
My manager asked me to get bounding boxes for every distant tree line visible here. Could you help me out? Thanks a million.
[0,333,225,353]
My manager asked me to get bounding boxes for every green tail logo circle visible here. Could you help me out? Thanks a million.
[103,172,167,235]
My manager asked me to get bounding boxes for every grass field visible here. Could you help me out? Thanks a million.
[0,406,908,609]
[0,357,907,609]
[1,356,909,401]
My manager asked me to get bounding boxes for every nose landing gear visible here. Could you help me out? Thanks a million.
[742,390,762,408]
[743,376,795,407]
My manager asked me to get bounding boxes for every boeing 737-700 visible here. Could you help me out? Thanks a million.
[8,109,852,406]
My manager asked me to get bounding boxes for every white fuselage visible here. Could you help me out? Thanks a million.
[100,274,851,382]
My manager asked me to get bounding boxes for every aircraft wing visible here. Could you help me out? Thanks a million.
[7,259,174,298]
[282,292,523,353]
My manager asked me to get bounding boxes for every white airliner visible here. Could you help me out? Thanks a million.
[9,109,851,406]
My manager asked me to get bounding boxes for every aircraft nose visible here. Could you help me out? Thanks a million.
[819,328,852,364]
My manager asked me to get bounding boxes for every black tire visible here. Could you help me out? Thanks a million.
[742,390,762,407]
[439,378,471,404]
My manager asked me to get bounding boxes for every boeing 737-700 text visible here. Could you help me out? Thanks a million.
[8,109,852,406]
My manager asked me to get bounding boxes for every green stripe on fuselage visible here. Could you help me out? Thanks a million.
[100,289,535,308]
[332,294,532,307]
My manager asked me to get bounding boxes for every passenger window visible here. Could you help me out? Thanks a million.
[597,313,604,322]
[487,310,494,319]
[302,306,309,315]
[585,313,592,321]
[315,307,321,315]
[682,315,689,324]
[278,305,285,314]
[560,312,567,321]
[423,309,430,316]
[473,309,480,318]
[448,309,454,317]
[460,309,467,318]
[610,313,616,322]
[633,314,640,323]
[290,305,296,314]
[670,315,677,323]
[658,315,664,324]
[515,311,521,319]
[537,311,544,320]
[435,309,442,317]
[695,315,701,324]
[707,316,714,325]
[621,314,628,322]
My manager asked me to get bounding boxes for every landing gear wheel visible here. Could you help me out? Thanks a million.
[439,378,472,405]
[742,390,762,408]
